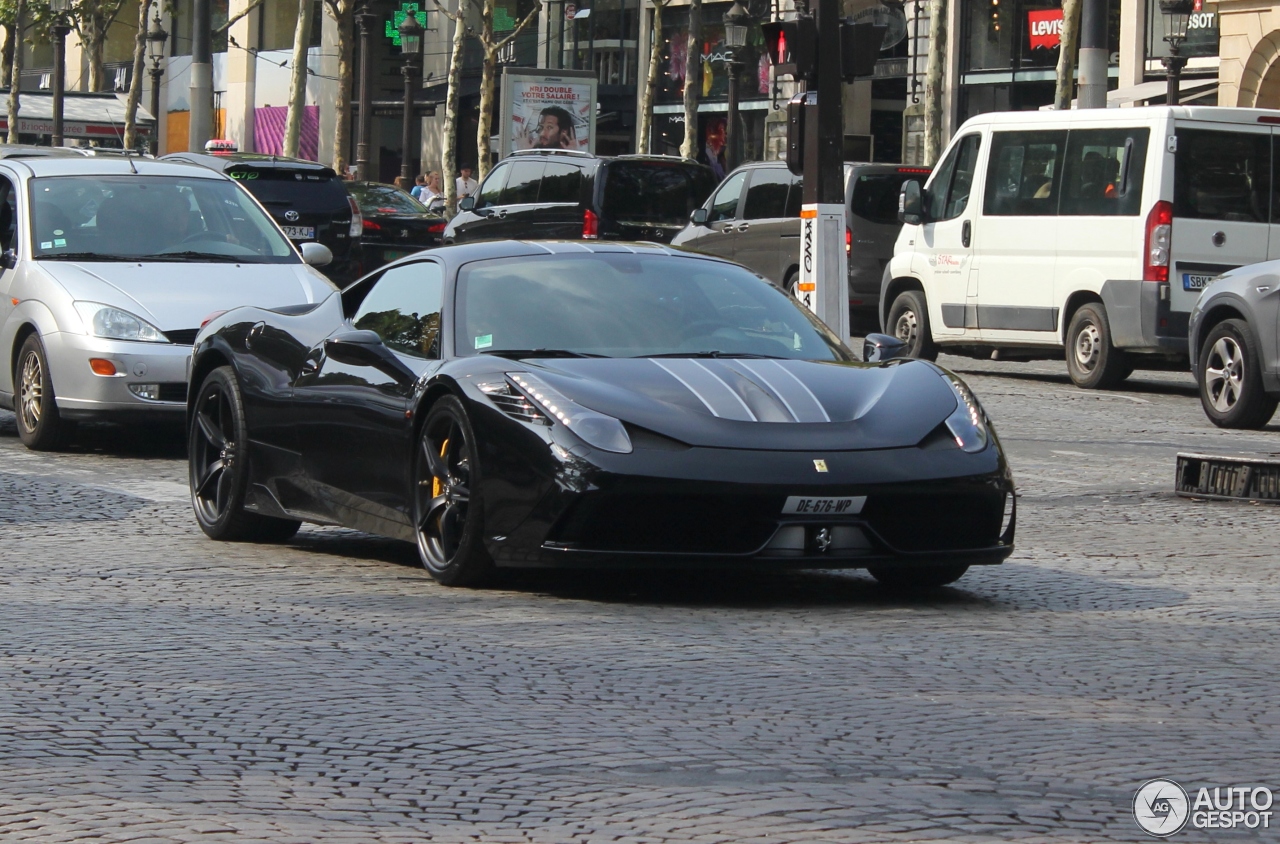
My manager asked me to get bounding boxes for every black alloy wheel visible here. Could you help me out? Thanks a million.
[414,396,493,587]
[189,366,300,542]
[15,334,72,450]
[1065,303,1132,389]
[1198,318,1278,429]
[886,289,939,361]
[868,564,970,590]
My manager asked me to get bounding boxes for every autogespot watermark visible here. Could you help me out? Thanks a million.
[1133,779,1274,837]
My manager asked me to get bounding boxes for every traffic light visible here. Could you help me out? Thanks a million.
[839,21,886,80]
[762,17,817,80]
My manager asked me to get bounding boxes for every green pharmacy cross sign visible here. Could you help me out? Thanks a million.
[385,2,429,45]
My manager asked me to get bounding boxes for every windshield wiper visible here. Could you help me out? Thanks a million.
[478,348,608,359]
[36,252,136,262]
[134,252,248,263]
[639,351,788,359]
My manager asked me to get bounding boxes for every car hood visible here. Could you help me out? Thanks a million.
[516,357,959,451]
[37,260,335,330]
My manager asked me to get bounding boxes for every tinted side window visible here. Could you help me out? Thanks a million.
[539,162,582,203]
[784,173,803,218]
[352,262,444,359]
[709,170,747,222]
[742,168,790,219]
[1175,129,1270,223]
[927,134,981,222]
[983,130,1067,217]
[1059,128,1149,217]
[501,161,544,205]
[0,175,17,253]
[475,164,510,209]
[851,172,926,225]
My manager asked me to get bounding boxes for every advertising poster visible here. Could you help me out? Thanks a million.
[499,69,598,159]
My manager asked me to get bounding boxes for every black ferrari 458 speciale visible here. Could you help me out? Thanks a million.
[187,241,1014,589]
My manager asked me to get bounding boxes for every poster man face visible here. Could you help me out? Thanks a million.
[533,107,575,149]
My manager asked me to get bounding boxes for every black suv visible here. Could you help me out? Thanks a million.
[161,152,362,284]
[672,161,931,327]
[444,150,717,245]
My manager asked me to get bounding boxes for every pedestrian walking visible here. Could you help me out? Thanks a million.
[456,166,477,200]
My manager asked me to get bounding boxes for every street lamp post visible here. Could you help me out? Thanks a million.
[1160,0,1194,106]
[722,1,750,171]
[355,2,375,180]
[49,0,72,147]
[398,12,424,182]
[147,13,169,156]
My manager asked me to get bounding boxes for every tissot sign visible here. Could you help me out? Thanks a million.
[1027,8,1064,50]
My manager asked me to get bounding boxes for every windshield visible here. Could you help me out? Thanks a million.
[349,183,429,215]
[30,175,298,262]
[601,162,716,226]
[455,254,850,360]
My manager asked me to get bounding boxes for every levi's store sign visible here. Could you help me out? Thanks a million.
[1027,8,1064,50]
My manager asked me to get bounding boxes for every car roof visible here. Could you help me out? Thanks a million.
[161,151,337,175]
[1,155,227,179]
[370,239,724,278]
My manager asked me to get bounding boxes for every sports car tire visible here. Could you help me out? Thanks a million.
[1065,303,1131,390]
[1198,318,1278,429]
[886,290,939,361]
[868,564,970,590]
[16,334,72,451]
[189,366,301,543]
[415,396,494,587]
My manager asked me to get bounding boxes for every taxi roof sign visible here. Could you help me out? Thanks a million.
[205,139,238,154]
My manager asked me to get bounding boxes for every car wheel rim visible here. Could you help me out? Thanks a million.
[416,415,471,570]
[191,381,235,522]
[1074,322,1102,372]
[894,310,918,346]
[1205,336,1246,413]
[18,350,42,433]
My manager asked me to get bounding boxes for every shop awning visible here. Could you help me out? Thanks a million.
[1042,78,1218,110]
[0,91,155,139]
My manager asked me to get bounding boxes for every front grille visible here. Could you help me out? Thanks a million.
[158,383,188,402]
[163,328,200,345]
[860,490,1004,552]
[550,493,780,554]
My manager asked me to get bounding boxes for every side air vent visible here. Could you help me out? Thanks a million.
[479,381,549,425]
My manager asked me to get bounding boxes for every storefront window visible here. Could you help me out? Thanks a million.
[1146,0,1218,60]
[567,0,639,86]
[171,0,231,55]
[655,2,769,104]
[964,0,1119,71]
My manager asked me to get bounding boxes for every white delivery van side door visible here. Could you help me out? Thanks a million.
[1170,124,1271,318]
[974,128,1066,343]
[916,132,983,338]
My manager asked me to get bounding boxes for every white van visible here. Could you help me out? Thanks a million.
[885,105,1280,388]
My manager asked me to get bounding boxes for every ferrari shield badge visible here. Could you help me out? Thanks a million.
[813,459,828,472]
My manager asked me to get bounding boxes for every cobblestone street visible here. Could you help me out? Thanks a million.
[1,355,1278,842]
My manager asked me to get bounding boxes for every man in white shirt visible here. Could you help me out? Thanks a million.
[456,166,478,199]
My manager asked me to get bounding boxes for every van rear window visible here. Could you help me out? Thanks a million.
[602,162,716,225]
[231,168,350,213]
[1174,129,1270,223]
[851,173,927,225]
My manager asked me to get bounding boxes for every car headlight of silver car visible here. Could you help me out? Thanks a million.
[941,374,989,453]
[507,371,633,454]
[73,302,167,343]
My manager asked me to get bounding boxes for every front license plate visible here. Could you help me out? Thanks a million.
[282,225,316,240]
[1183,272,1216,291]
[782,495,866,515]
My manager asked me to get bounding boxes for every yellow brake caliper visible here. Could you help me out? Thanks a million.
[432,439,449,498]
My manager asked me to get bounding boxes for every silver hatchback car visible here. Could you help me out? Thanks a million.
[0,154,336,449]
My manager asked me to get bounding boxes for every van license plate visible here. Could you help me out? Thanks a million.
[782,496,866,515]
[1183,272,1216,291]
[282,225,315,240]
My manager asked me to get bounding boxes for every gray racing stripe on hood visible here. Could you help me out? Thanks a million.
[651,359,757,421]
[737,359,831,422]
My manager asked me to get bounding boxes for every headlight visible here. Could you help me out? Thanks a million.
[74,302,167,343]
[507,371,632,454]
[941,374,988,453]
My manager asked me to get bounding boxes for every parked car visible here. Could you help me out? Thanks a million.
[162,151,362,284]
[1189,263,1280,428]
[345,180,445,272]
[673,161,930,327]
[187,241,1014,590]
[888,105,1280,390]
[443,150,716,245]
[0,155,336,450]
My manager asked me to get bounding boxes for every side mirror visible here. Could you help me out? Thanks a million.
[690,207,709,225]
[0,248,15,270]
[863,332,909,363]
[458,197,475,212]
[899,180,925,226]
[324,330,417,384]
[300,241,333,267]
